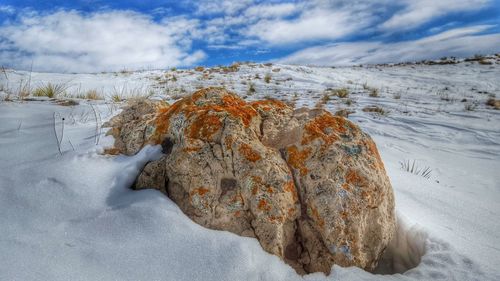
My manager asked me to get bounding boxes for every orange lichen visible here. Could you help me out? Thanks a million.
[190,187,210,197]
[310,206,325,228]
[103,147,121,155]
[251,176,262,195]
[302,113,355,146]
[286,145,311,176]
[361,190,371,201]
[239,143,261,162]
[268,215,284,223]
[188,113,222,141]
[220,95,258,126]
[284,180,298,202]
[252,186,259,195]
[152,87,258,144]
[341,183,351,191]
[258,199,272,211]
[224,135,233,151]
[346,169,367,187]
[252,176,263,184]
[340,211,349,220]
[250,99,288,112]
[183,146,201,153]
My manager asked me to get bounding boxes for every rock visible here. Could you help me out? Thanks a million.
[107,87,395,275]
[103,99,168,155]
[334,109,355,118]
[486,98,500,110]
[278,110,395,273]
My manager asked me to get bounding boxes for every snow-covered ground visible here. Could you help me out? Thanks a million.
[1,59,499,280]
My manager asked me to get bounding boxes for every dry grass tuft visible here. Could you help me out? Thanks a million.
[264,73,272,83]
[247,82,256,95]
[111,94,123,102]
[33,83,68,98]
[85,89,103,100]
[399,159,432,179]
[333,88,349,98]
[369,88,379,97]
[363,105,388,116]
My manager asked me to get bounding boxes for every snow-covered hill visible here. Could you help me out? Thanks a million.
[1,59,499,280]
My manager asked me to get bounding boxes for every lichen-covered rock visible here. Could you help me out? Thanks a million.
[278,110,395,273]
[106,87,395,275]
[103,99,168,155]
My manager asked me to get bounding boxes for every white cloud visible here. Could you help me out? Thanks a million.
[194,0,255,15]
[0,10,205,72]
[243,1,386,45]
[246,9,366,45]
[243,3,298,19]
[381,0,491,31]
[0,5,15,14]
[279,25,500,66]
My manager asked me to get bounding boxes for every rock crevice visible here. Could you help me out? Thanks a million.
[105,87,396,275]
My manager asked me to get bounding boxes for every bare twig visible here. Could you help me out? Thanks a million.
[68,140,75,151]
[60,117,65,147]
[89,104,101,145]
[25,60,33,99]
[1,66,8,80]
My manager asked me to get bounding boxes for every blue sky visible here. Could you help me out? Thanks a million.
[0,0,499,72]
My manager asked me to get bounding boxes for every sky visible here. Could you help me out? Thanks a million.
[0,0,499,72]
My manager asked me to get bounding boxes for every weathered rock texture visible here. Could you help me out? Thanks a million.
[105,87,395,274]
[104,99,168,155]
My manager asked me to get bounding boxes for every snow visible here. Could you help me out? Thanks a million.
[1,60,499,280]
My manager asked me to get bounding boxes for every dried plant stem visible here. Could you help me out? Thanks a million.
[53,112,62,155]
[89,104,102,145]
[68,140,75,151]
[1,66,8,80]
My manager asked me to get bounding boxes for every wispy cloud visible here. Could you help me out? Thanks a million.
[245,8,372,45]
[279,25,500,66]
[0,10,205,72]
[381,0,491,31]
[212,1,382,45]
[0,5,15,14]
[194,0,255,16]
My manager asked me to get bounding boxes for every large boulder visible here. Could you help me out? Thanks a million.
[106,87,395,274]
